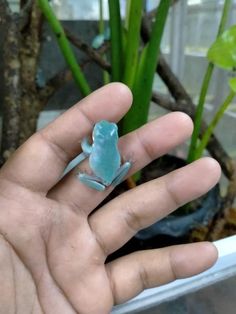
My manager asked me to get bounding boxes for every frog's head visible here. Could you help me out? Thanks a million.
[93,120,118,143]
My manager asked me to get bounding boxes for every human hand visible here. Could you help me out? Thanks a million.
[0,83,220,314]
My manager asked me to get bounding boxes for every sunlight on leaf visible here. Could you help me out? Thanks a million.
[207,25,236,70]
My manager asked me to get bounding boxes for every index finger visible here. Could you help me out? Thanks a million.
[0,83,132,193]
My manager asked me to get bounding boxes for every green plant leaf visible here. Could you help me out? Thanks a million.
[122,0,143,88]
[207,25,236,70]
[229,77,236,92]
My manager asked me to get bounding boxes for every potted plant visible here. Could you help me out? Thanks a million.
[134,0,236,247]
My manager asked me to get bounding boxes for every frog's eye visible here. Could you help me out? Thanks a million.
[110,129,116,136]
[95,132,104,141]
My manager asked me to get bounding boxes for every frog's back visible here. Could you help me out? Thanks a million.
[90,141,120,184]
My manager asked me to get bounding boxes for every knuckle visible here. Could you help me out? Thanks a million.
[164,179,182,209]
[135,130,155,162]
[123,206,142,234]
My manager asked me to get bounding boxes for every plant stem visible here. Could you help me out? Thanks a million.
[122,0,171,135]
[187,63,214,162]
[108,0,123,81]
[99,0,110,84]
[187,0,232,162]
[194,90,235,159]
[122,0,143,88]
[37,0,91,96]
[99,0,104,34]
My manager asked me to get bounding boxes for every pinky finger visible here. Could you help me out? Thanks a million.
[106,242,218,305]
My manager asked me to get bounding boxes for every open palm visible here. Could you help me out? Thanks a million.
[0,84,220,314]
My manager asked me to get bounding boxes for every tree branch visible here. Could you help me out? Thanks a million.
[38,27,110,104]
[19,2,43,143]
[64,27,111,72]
[38,69,73,104]
[1,16,21,163]
[19,0,34,31]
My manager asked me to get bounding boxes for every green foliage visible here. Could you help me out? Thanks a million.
[107,0,171,181]
[187,0,233,162]
[207,25,236,70]
[39,0,170,138]
[121,0,171,135]
[38,0,235,168]
[38,0,171,181]
[194,90,235,159]
[191,21,236,160]
[194,10,236,161]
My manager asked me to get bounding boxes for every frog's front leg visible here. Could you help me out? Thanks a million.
[78,173,106,191]
[74,137,93,168]
[112,161,132,187]
[81,137,92,155]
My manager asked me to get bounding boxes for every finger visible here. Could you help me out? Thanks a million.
[89,158,221,255]
[0,83,132,193]
[106,242,218,304]
[48,112,193,213]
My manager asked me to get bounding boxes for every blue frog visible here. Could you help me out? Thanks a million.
[77,120,131,191]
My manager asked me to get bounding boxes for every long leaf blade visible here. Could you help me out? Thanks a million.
[122,0,171,134]
[122,0,143,88]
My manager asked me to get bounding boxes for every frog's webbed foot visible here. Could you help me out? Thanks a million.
[112,161,132,187]
[78,161,132,191]
[77,173,106,191]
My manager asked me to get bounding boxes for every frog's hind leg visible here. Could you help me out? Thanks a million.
[78,173,106,191]
[112,161,132,187]
[65,138,92,175]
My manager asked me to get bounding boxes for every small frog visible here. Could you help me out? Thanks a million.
[77,120,131,191]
